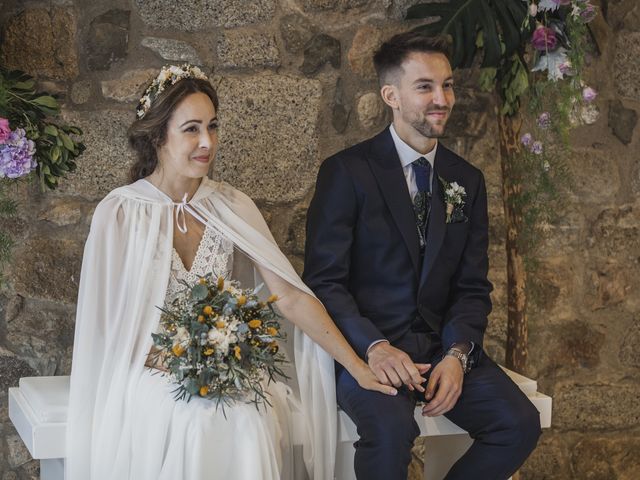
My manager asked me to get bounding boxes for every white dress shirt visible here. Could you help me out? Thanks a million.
[389,123,437,198]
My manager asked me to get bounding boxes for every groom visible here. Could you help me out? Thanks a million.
[303,32,541,479]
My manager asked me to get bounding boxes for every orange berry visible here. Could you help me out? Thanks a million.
[203,348,214,356]
[172,344,185,357]
[199,385,209,396]
[203,305,213,316]
[197,315,205,323]
[266,327,278,336]
[217,277,225,290]
[215,320,226,329]
[198,277,207,285]
[248,319,262,329]
[267,294,278,303]
[237,295,247,306]
[234,346,242,360]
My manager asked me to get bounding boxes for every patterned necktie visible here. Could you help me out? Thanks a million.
[411,157,431,250]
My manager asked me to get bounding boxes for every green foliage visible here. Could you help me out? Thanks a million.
[0,184,17,284]
[0,67,85,189]
[407,0,532,114]
[407,0,531,69]
[0,67,86,284]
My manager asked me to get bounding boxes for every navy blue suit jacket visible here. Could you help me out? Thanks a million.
[303,127,493,363]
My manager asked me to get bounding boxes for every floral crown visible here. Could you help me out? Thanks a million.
[136,64,209,119]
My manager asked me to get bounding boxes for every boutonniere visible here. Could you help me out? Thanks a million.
[438,177,468,223]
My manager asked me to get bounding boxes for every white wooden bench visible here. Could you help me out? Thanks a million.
[8,368,551,480]
[335,367,552,480]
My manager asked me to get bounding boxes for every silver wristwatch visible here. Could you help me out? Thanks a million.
[445,347,471,374]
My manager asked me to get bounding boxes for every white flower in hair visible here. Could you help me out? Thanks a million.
[136,64,209,119]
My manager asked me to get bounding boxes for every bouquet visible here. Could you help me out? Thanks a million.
[150,273,288,411]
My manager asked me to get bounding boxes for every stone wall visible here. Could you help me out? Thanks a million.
[0,0,638,478]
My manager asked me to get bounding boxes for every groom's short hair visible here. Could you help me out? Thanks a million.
[373,31,451,87]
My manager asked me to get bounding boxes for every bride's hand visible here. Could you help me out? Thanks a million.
[351,361,400,396]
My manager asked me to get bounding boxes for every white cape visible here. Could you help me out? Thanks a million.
[67,178,337,479]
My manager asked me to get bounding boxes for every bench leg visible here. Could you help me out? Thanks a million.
[422,435,512,480]
[335,441,357,480]
[422,434,472,480]
[41,458,64,480]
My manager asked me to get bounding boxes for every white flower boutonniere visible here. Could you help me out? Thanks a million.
[439,177,468,223]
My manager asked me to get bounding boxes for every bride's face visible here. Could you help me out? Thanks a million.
[156,92,219,180]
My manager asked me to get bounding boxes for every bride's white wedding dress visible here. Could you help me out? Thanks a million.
[66,179,336,480]
[128,225,296,479]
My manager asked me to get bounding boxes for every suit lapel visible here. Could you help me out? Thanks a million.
[420,143,454,287]
[366,128,421,276]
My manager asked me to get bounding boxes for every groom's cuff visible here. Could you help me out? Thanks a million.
[365,339,389,361]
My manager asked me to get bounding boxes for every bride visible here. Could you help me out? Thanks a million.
[65,65,406,480]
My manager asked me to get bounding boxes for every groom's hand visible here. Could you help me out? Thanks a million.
[367,342,430,392]
[421,356,463,417]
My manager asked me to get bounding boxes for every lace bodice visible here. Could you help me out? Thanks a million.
[166,225,234,301]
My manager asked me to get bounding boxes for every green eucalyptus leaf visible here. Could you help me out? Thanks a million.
[50,164,62,176]
[59,131,74,151]
[14,80,35,91]
[51,145,61,163]
[38,106,59,117]
[478,68,497,91]
[191,284,208,301]
[32,95,59,109]
[44,125,58,136]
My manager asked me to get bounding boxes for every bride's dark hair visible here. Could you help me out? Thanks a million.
[127,78,219,182]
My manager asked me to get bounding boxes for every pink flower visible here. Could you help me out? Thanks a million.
[580,4,596,23]
[559,62,574,76]
[531,26,557,52]
[582,86,597,103]
[0,118,11,143]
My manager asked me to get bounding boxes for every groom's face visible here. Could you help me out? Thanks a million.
[391,52,455,139]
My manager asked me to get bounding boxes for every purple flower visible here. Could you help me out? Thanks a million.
[531,141,543,155]
[521,133,533,146]
[531,26,557,52]
[558,61,574,76]
[580,3,597,23]
[0,118,11,143]
[582,86,597,103]
[537,112,551,129]
[0,128,37,179]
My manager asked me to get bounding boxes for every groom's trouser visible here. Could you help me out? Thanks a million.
[336,331,541,480]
